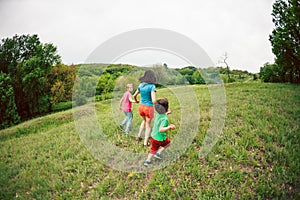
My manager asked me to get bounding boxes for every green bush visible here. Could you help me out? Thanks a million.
[52,101,73,112]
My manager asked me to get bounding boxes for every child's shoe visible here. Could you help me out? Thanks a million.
[154,153,163,160]
[143,161,151,166]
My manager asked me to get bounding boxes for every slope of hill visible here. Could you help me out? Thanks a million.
[0,82,299,199]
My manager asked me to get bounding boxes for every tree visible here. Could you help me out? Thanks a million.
[176,66,206,84]
[0,34,61,118]
[50,81,65,104]
[269,0,300,83]
[47,64,77,103]
[0,72,20,129]
[192,70,205,84]
[253,74,258,81]
[0,34,41,74]
[22,56,51,114]
[260,62,282,82]
[97,72,115,94]
[219,52,233,83]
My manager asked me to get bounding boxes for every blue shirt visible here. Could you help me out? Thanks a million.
[138,83,156,106]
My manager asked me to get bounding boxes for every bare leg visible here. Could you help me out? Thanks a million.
[145,153,154,162]
[144,117,152,146]
[137,118,145,138]
[156,147,165,154]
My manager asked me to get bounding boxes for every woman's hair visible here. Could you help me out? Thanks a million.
[139,70,156,84]
[155,98,169,114]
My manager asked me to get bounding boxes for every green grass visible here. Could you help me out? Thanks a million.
[0,82,299,199]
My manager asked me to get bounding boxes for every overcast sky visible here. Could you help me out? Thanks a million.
[0,0,276,72]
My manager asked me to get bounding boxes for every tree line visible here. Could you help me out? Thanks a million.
[0,33,248,130]
[0,34,255,129]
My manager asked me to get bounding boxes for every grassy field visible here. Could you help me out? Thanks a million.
[0,82,299,199]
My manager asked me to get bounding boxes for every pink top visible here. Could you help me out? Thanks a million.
[122,91,132,112]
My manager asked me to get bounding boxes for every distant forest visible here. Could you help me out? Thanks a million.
[0,35,253,129]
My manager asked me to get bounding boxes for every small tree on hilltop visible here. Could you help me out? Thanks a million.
[219,52,234,83]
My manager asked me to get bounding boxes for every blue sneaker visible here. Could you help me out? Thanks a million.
[154,153,163,160]
[143,161,151,166]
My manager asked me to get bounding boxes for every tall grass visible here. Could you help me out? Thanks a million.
[0,82,299,199]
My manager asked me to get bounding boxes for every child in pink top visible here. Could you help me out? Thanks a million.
[119,84,138,134]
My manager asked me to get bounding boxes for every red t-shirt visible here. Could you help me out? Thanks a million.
[122,91,132,112]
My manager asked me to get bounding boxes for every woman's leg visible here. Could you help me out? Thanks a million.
[137,116,146,139]
[144,117,152,146]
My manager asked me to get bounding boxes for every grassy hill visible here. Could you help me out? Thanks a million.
[0,82,299,199]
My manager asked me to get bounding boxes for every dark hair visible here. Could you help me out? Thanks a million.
[139,70,156,84]
[155,98,169,114]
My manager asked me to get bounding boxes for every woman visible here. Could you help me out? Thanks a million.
[133,70,157,146]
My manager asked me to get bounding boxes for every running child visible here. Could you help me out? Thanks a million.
[144,98,176,166]
[119,83,138,134]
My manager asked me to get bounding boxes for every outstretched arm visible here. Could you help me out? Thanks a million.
[133,90,140,103]
[166,109,172,115]
[129,95,138,103]
[159,124,176,132]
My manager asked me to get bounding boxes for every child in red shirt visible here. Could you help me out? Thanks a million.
[119,84,138,134]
